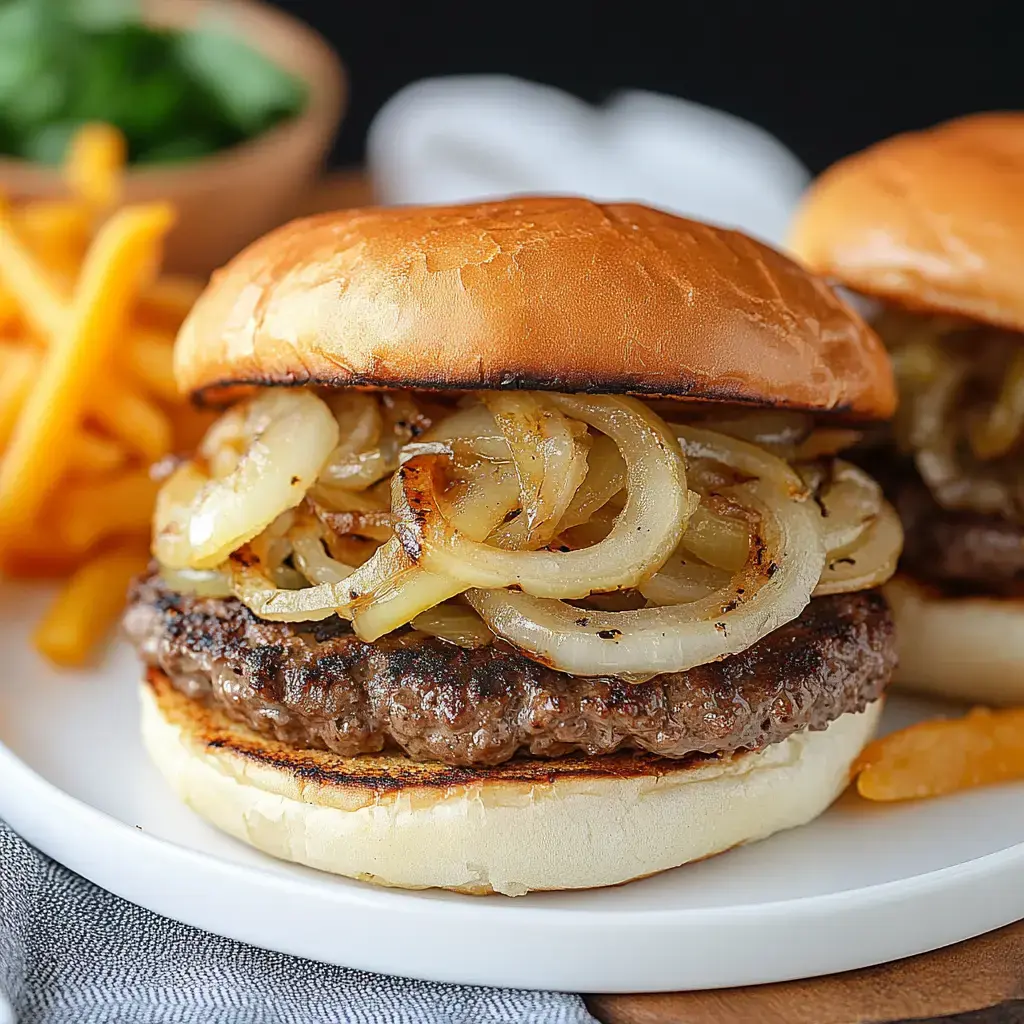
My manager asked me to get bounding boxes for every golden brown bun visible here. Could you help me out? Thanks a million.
[141,666,882,895]
[176,197,894,420]
[887,575,1024,706]
[790,113,1024,332]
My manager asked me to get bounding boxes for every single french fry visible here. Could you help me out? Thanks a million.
[87,376,174,461]
[57,469,160,553]
[67,430,128,476]
[139,274,204,326]
[65,123,127,212]
[854,707,1024,802]
[0,213,68,339]
[0,345,41,447]
[0,202,175,544]
[126,327,179,402]
[33,544,149,666]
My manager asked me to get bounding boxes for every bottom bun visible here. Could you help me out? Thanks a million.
[140,668,881,896]
[887,575,1024,706]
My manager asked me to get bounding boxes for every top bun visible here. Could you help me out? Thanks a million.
[790,113,1024,333]
[176,197,894,419]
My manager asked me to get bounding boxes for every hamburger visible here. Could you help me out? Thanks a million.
[125,197,901,895]
[790,113,1024,705]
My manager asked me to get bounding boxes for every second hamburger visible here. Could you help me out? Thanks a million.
[791,114,1024,705]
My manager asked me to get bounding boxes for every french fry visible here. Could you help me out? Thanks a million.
[0,213,68,338]
[126,327,180,402]
[15,199,91,278]
[56,470,160,553]
[87,376,174,461]
[67,430,128,476]
[139,274,205,326]
[0,194,15,331]
[0,288,20,333]
[65,123,127,212]
[0,514,80,578]
[0,346,41,447]
[0,202,88,336]
[0,349,128,476]
[854,707,1024,802]
[33,544,149,666]
[0,340,36,368]
[0,202,175,543]
[3,550,83,580]
[2,523,81,578]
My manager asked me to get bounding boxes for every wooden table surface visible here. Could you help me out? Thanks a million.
[587,920,1024,1023]
[305,169,1021,1024]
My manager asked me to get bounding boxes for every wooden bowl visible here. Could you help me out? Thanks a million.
[0,0,346,276]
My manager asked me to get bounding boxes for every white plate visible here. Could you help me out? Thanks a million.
[1,581,1022,993]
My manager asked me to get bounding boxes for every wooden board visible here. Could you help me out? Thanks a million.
[307,169,1021,1024]
[587,920,1024,1023]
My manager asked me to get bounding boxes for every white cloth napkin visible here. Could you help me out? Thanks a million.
[0,821,596,1024]
[368,75,809,248]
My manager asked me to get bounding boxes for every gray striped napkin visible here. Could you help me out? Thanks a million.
[0,821,596,1024]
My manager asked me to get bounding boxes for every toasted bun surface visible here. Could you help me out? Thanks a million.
[790,113,1024,333]
[176,197,894,419]
[887,575,1024,706]
[141,667,881,895]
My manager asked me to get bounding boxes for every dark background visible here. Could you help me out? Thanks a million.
[271,1,1024,174]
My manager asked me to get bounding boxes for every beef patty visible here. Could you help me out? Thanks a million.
[124,574,894,767]
[886,463,1024,596]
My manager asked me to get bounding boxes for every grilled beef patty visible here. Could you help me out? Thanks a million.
[882,461,1024,596]
[125,573,894,767]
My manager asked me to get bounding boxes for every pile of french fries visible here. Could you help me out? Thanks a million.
[0,124,213,666]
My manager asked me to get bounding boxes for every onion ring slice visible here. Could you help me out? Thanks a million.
[154,390,339,569]
[394,395,690,598]
[289,513,357,585]
[227,543,352,622]
[803,460,884,554]
[814,501,903,596]
[469,477,824,676]
[318,392,430,491]
[557,432,626,532]
[340,454,523,640]
[480,393,591,549]
[347,539,466,641]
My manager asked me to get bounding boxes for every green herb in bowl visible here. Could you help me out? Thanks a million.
[0,0,307,165]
